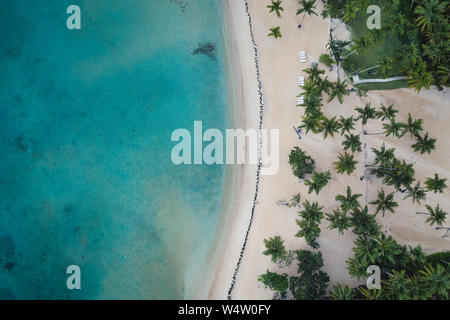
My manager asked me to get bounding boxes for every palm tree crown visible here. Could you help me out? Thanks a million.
[329,284,354,300]
[403,182,427,204]
[304,64,325,84]
[355,103,377,125]
[263,235,286,262]
[297,0,318,17]
[370,189,398,217]
[268,26,282,39]
[339,116,355,135]
[377,104,399,121]
[383,159,416,191]
[412,132,436,154]
[406,113,423,137]
[335,186,362,212]
[425,174,447,193]
[418,264,449,299]
[383,120,407,138]
[414,0,447,32]
[326,208,352,235]
[351,206,381,237]
[328,80,349,104]
[417,204,447,226]
[334,152,358,175]
[342,133,362,153]
[304,171,331,194]
[371,143,396,166]
[267,0,284,17]
[319,116,341,139]
[299,200,325,222]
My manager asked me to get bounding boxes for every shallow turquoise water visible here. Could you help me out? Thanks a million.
[0,0,228,299]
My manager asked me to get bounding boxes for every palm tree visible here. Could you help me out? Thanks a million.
[296,219,321,248]
[357,287,384,300]
[334,152,358,175]
[329,284,354,300]
[371,143,395,166]
[399,43,421,72]
[320,76,333,94]
[425,174,447,193]
[383,120,407,138]
[377,56,395,78]
[299,112,323,134]
[326,208,352,235]
[300,78,322,101]
[299,200,324,223]
[384,159,416,191]
[338,116,355,135]
[351,206,381,236]
[422,41,445,66]
[304,171,331,194]
[268,26,282,39]
[263,236,286,262]
[384,269,410,300]
[326,39,351,66]
[408,275,432,300]
[416,204,447,226]
[319,116,341,139]
[436,65,449,86]
[346,255,369,280]
[335,186,362,212]
[352,236,378,266]
[297,0,318,24]
[376,104,398,121]
[297,200,324,248]
[409,244,427,267]
[369,28,385,44]
[303,64,325,84]
[424,19,448,43]
[330,2,361,31]
[370,189,398,217]
[373,234,405,266]
[342,134,362,153]
[419,264,449,299]
[412,132,436,154]
[350,34,373,54]
[341,1,361,22]
[414,0,447,32]
[403,182,427,204]
[267,0,284,17]
[355,103,377,125]
[407,61,434,93]
[327,80,349,104]
[301,95,323,114]
[406,113,423,137]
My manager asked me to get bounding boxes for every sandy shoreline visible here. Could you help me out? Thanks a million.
[188,0,261,300]
[206,0,450,300]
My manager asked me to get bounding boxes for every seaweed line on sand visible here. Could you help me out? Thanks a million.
[226,0,265,300]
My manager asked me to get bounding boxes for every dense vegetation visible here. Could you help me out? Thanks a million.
[322,0,450,92]
[258,248,330,299]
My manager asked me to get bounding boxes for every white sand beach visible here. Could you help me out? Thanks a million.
[208,0,450,300]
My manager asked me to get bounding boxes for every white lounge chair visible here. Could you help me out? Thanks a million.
[298,76,305,86]
[297,96,304,105]
[299,51,307,62]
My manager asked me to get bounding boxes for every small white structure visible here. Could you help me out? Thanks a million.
[298,76,305,86]
[299,51,307,63]
[297,95,304,105]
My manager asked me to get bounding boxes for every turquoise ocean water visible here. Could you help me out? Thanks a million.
[0,0,228,299]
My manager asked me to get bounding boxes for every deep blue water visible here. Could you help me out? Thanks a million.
[0,0,228,299]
